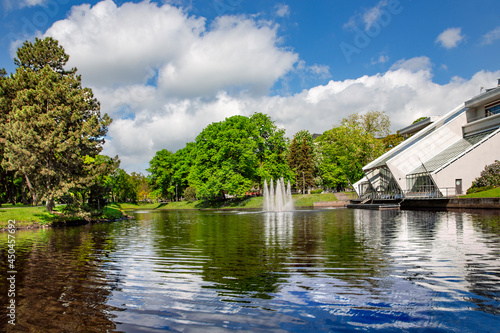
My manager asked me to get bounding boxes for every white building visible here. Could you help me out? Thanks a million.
[354,81,500,199]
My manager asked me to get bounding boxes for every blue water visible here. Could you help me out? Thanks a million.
[1,209,499,332]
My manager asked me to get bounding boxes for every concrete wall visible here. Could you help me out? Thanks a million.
[433,131,500,195]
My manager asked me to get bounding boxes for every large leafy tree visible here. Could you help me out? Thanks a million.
[250,112,292,185]
[341,110,390,138]
[316,118,385,189]
[0,37,111,212]
[188,115,259,199]
[148,149,174,201]
[171,142,196,200]
[287,130,315,193]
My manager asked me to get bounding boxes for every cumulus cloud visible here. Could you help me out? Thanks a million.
[45,0,297,97]
[27,1,500,174]
[101,57,499,173]
[481,26,500,45]
[435,27,465,49]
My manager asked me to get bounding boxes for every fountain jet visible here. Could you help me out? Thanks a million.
[263,178,293,212]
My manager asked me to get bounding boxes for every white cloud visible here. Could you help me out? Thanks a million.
[157,15,298,97]
[100,57,499,173]
[362,0,388,30]
[45,0,297,97]
[26,1,500,174]
[344,0,394,32]
[390,56,432,72]
[2,0,46,10]
[371,54,389,65]
[435,27,465,49]
[275,4,290,18]
[481,26,500,45]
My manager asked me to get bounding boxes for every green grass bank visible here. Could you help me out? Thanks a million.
[2,188,499,230]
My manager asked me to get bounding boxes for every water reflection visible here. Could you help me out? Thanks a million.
[0,209,499,332]
[0,225,122,332]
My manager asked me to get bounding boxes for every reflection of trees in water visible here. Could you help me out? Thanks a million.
[0,225,122,332]
[469,210,500,235]
[149,211,289,299]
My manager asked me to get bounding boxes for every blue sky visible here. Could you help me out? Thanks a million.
[1,0,500,173]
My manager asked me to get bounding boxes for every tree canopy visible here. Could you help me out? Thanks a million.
[0,37,111,212]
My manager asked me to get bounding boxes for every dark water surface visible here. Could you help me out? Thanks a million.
[1,209,499,332]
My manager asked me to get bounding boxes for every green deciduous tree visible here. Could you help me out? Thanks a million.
[287,130,315,193]
[341,110,390,138]
[250,112,292,186]
[189,115,259,199]
[148,149,174,201]
[0,37,111,212]
[316,121,385,189]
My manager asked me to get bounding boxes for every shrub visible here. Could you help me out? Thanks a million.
[310,189,323,194]
[183,187,197,201]
[467,160,500,193]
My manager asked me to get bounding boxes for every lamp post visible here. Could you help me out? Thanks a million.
[302,171,305,194]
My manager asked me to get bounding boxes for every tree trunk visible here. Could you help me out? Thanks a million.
[46,196,55,213]
[24,173,38,206]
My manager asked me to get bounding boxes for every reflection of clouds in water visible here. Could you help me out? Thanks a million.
[351,209,500,317]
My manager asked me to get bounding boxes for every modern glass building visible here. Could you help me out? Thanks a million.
[354,81,500,199]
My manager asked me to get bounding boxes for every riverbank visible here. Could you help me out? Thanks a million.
[0,204,129,231]
[0,193,345,230]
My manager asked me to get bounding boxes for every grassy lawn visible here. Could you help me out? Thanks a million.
[461,187,500,198]
[0,204,126,229]
[292,193,338,207]
[0,206,55,228]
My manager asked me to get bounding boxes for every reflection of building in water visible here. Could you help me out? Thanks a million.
[264,212,294,247]
[362,210,500,315]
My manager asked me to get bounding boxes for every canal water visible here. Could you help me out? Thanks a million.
[0,209,499,332]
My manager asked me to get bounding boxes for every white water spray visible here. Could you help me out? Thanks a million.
[263,178,294,212]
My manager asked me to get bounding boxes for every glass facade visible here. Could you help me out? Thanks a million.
[486,103,500,116]
[406,173,442,198]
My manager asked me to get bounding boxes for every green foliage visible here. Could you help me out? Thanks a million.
[467,160,500,193]
[316,116,385,189]
[382,133,404,151]
[466,185,496,195]
[310,189,323,194]
[0,37,111,212]
[287,130,315,192]
[463,186,500,198]
[183,187,197,201]
[341,110,390,138]
[412,116,427,124]
[109,168,145,202]
[189,115,259,199]
[251,112,292,184]
[148,149,174,200]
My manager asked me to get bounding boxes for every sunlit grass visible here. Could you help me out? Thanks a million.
[292,193,338,207]
[461,187,500,198]
[0,205,57,228]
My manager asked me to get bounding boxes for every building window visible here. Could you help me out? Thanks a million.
[486,102,500,117]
